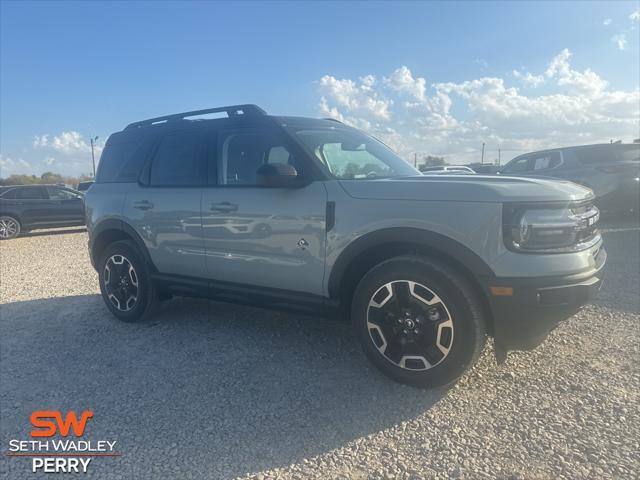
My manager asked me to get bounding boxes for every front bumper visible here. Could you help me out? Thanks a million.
[485,246,606,354]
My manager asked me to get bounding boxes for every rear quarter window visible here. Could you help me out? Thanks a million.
[96,135,153,183]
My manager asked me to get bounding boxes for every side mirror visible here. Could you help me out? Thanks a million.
[256,163,298,188]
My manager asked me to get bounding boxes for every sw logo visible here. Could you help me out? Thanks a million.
[6,410,118,474]
[30,410,94,437]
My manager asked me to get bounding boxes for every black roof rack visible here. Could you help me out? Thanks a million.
[324,118,343,124]
[125,104,267,130]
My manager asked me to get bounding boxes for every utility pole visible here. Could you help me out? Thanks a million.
[414,152,418,168]
[481,142,485,164]
[90,136,99,178]
[498,148,501,166]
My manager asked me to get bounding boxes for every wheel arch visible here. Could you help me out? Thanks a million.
[90,219,156,272]
[328,228,496,332]
[0,211,23,226]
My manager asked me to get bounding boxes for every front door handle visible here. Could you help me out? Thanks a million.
[210,201,238,213]
[133,200,154,211]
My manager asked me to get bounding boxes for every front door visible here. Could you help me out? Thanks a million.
[202,128,327,295]
[46,187,85,224]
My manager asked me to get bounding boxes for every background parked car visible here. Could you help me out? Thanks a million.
[500,143,640,213]
[421,165,476,174]
[469,163,501,174]
[76,181,94,192]
[0,184,85,239]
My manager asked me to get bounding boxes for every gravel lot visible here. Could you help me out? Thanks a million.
[1,223,639,479]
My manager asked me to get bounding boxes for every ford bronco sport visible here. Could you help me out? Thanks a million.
[85,104,606,388]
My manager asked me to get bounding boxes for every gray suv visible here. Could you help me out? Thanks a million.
[85,104,606,388]
[500,143,640,213]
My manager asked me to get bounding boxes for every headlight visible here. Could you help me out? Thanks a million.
[503,202,600,253]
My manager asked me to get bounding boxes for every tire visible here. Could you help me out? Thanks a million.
[352,255,486,388]
[0,216,21,239]
[98,240,158,322]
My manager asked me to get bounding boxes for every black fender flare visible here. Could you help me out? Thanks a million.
[90,219,157,272]
[327,227,495,299]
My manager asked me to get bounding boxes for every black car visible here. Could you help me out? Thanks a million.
[500,143,640,212]
[0,184,85,239]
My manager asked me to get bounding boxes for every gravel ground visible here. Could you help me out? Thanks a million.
[0,224,638,479]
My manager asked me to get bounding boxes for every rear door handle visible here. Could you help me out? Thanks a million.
[210,201,238,213]
[133,200,154,210]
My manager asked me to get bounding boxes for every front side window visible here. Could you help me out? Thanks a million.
[47,188,80,200]
[219,132,297,186]
[150,131,205,187]
[294,128,418,180]
[503,156,531,174]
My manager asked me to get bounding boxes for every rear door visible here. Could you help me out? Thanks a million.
[123,129,207,278]
[46,187,85,224]
[202,128,327,295]
[5,186,52,227]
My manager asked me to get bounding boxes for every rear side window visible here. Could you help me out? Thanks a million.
[11,187,48,199]
[97,136,151,183]
[0,188,16,199]
[149,131,205,187]
[575,145,640,164]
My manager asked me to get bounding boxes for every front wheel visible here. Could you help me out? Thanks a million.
[98,240,158,322]
[352,255,486,388]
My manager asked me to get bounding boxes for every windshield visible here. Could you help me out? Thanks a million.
[294,128,419,179]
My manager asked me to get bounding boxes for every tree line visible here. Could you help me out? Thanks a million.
[0,172,93,189]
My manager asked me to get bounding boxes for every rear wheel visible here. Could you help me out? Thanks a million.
[352,255,486,388]
[98,240,158,322]
[0,216,20,239]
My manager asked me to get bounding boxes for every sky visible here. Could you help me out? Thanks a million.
[1,0,639,177]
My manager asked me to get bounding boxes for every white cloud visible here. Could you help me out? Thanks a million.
[603,18,612,26]
[317,49,639,164]
[384,66,427,101]
[318,75,392,120]
[630,10,640,22]
[0,131,104,177]
[611,34,628,50]
[33,131,93,154]
[513,70,545,87]
[544,49,608,94]
[0,155,32,176]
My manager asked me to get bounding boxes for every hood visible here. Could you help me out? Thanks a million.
[338,175,593,203]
